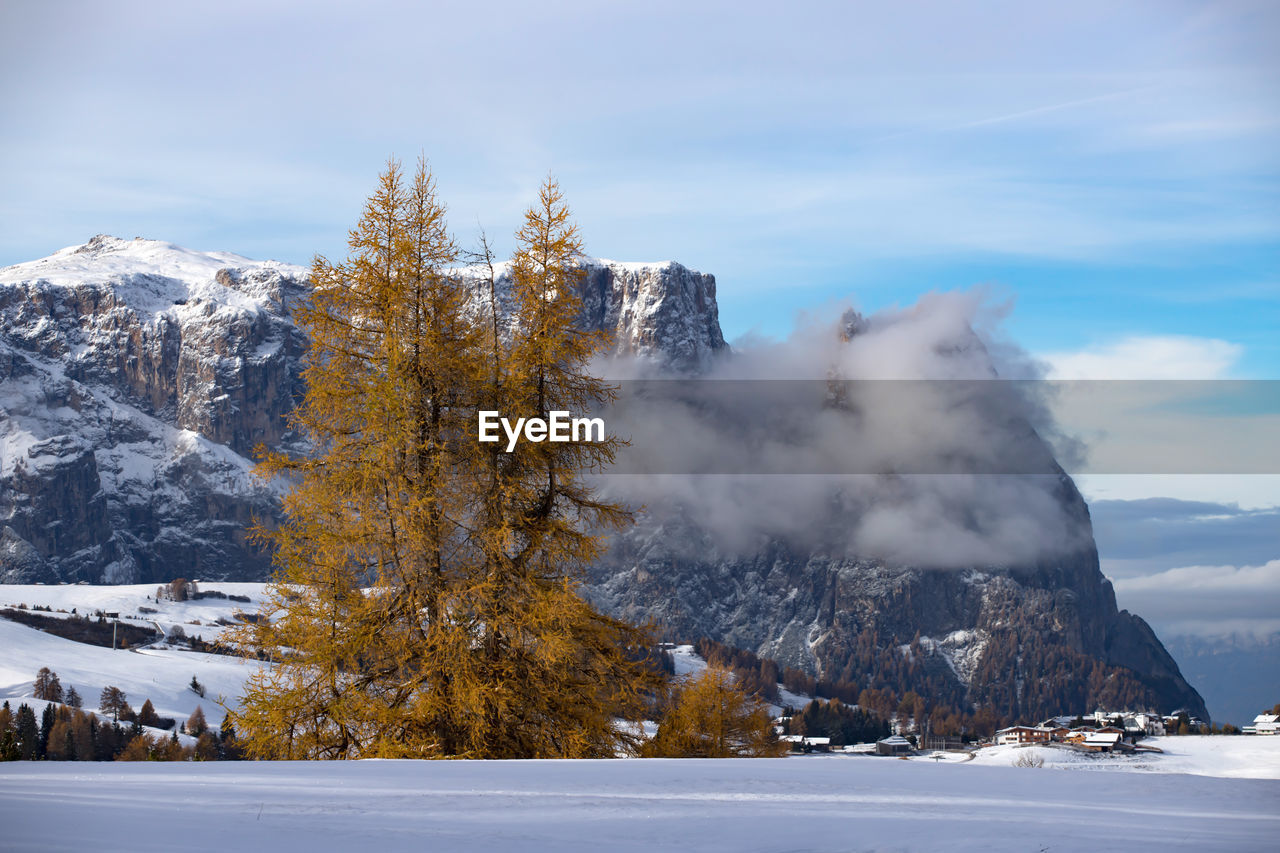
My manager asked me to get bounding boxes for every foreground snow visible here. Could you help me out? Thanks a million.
[967,736,1280,779]
[2,757,1276,853]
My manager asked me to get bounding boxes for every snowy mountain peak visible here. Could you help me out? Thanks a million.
[1,235,309,317]
[0,237,728,587]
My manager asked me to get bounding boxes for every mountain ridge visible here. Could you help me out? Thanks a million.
[0,235,1206,721]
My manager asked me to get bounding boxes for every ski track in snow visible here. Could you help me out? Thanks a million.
[1,758,1276,852]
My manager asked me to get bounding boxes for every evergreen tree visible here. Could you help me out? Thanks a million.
[0,702,17,761]
[33,667,63,703]
[230,161,658,759]
[15,704,38,760]
[94,720,122,761]
[64,685,82,709]
[38,703,57,758]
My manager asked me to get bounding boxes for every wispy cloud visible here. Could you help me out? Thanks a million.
[1039,335,1243,379]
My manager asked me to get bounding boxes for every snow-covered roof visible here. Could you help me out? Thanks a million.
[1253,714,1279,724]
[1084,732,1123,745]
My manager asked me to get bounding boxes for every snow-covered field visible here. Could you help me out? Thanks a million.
[2,757,1277,853]
[4,582,1280,850]
[965,737,1280,779]
[0,583,269,726]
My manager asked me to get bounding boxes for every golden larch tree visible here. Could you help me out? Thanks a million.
[642,667,787,758]
[229,164,661,759]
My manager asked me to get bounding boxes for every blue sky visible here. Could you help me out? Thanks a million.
[2,0,1275,374]
[2,1,1278,650]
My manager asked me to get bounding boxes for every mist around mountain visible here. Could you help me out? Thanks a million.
[0,235,1208,722]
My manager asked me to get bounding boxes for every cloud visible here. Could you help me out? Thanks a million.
[1093,498,1280,579]
[1,0,1278,274]
[590,290,1094,568]
[1076,474,1280,510]
[1096,496,1280,639]
[1039,335,1243,379]
[1111,560,1280,639]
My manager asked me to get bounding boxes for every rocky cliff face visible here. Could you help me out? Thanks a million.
[586,480,1207,720]
[0,235,1205,719]
[0,236,309,584]
[0,238,728,585]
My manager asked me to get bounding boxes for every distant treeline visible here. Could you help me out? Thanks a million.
[0,608,160,649]
[693,614,1183,739]
[0,700,242,762]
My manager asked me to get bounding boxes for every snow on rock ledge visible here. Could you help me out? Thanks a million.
[0,236,729,584]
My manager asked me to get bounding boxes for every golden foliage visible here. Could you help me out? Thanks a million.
[228,160,661,759]
[642,667,787,758]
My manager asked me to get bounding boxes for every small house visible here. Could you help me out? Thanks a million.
[994,726,1052,746]
[876,735,913,756]
[1081,731,1124,752]
[1244,714,1279,735]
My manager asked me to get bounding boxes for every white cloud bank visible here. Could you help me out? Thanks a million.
[1039,335,1243,380]
[1111,559,1280,638]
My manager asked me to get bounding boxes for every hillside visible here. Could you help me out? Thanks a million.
[0,583,269,728]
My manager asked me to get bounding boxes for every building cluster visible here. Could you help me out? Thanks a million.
[991,709,1221,753]
[993,724,1130,753]
[778,733,914,756]
[775,707,1279,758]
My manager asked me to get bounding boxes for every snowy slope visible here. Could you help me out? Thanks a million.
[1,758,1276,853]
[0,584,270,726]
[0,582,269,643]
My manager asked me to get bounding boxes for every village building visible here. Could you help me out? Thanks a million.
[1243,714,1279,735]
[780,735,832,753]
[1081,731,1129,753]
[876,735,913,756]
[994,725,1053,746]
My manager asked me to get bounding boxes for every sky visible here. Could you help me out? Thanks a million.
[1,0,1277,645]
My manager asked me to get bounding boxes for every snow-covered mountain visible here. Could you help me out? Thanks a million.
[0,236,309,584]
[0,236,727,585]
[0,235,1206,720]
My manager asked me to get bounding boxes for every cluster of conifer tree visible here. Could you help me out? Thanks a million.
[227,159,665,759]
[0,669,242,761]
[0,700,241,762]
[781,698,889,746]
